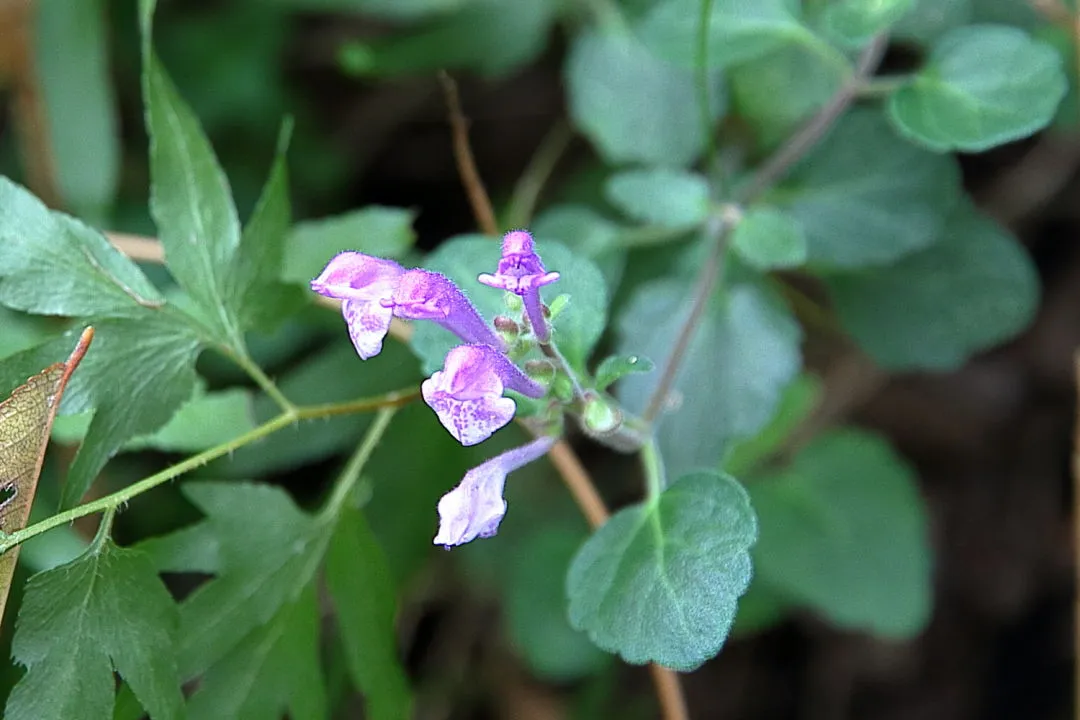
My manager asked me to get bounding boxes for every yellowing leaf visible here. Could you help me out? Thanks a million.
[0,327,93,624]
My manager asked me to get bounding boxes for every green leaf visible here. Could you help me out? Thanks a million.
[34,0,119,221]
[229,121,301,332]
[722,373,822,477]
[824,0,916,45]
[173,483,328,681]
[728,38,849,146]
[617,279,801,477]
[185,584,327,720]
[0,177,164,319]
[142,13,243,345]
[749,429,932,636]
[567,471,758,670]
[506,529,609,681]
[134,388,256,452]
[410,237,607,373]
[892,0,971,45]
[774,108,961,268]
[730,207,807,270]
[639,0,807,69]
[566,30,723,167]
[325,508,411,720]
[6,538,183,720]
[282,206,416,285]
[594,354,655,391]
[604,169,710,228]
[887,25,1067,152]
[825,202,1039,370]
[531,205,627,289]
[340,0,557,77]
[60,314,203,507]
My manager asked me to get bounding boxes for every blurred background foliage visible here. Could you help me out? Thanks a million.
[0,0,1076,718]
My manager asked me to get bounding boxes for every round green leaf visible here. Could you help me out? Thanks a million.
[730,207,807,270]
[826,202,1039,370]
[776,108,961,268]
[616,279,802,478]
[567,472,758,671]
[750,430,932,637]
[887,25,1067,151]
[604,169,710,228]
[638,0,807,69]
[824,0,915,45]
[565,30,723,167]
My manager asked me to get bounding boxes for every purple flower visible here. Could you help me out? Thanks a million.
[310,252,405,359]
[434,435,556,547]
[478,230,560,342]
[390,269,503,349]
[422,344,545,446]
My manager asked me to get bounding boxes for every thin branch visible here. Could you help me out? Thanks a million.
[737,33,889,204]
[546,439,609,529]
[649,663,691,720]
[505,120,573,228]
[642,211,734,424]
[106,232,165,262]
[438,71,499,237]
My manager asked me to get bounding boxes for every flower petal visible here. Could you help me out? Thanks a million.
[311,252,404,302]
[422,374,516,446]
[342,298,394,360]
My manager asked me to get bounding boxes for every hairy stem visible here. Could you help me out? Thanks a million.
[0,388,418,555]
[228,348,297,414]
[737,33,889,204]
[320,407,397,521]
[642,211,734,424]
[641,437,667,499]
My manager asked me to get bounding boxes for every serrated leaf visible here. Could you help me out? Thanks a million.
[722,373,822,477]
[61,314,203,507]
[410,237,607,373]
[283,206,416,285]
[639,0,807,69]
[730,207,807,270]
[0,177,164,318]
[566,30,723,167]
[506,529,608,681]
[6,536,183,720]
[174,482,328,679]
[0,328,92,623]
[773,108,961,268]
[617,279,801,477]
[594,354,654,391]
[186,583,326,720]
[728,38,849,145]
[229,121,302,332]
[749,429,932,636]
[824,0,915,45]
[825,202,1039,370]
[34,0,119,221]
[604,169,710,228]
[567,471,757,670]
[887,25,1067,152]
[326,508,411,720]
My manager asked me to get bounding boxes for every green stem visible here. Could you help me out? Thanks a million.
[641,437,666,500]
[0,388,418,556]
[505,120,573,228]
[540,340,587,404]
[90,507,117,552]
[229,349,297,414]
[319,407,397,522]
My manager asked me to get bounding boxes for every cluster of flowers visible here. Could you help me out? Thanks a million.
[311,231,559,548]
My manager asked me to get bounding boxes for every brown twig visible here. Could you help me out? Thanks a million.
[437,71,499,237]
[437,73,689,720]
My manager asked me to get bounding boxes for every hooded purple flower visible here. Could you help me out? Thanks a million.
[422,344,545,446]
[311,252,405,359]
[389,269,503,349]
[478,230,560,342]
[434,435,556,547]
